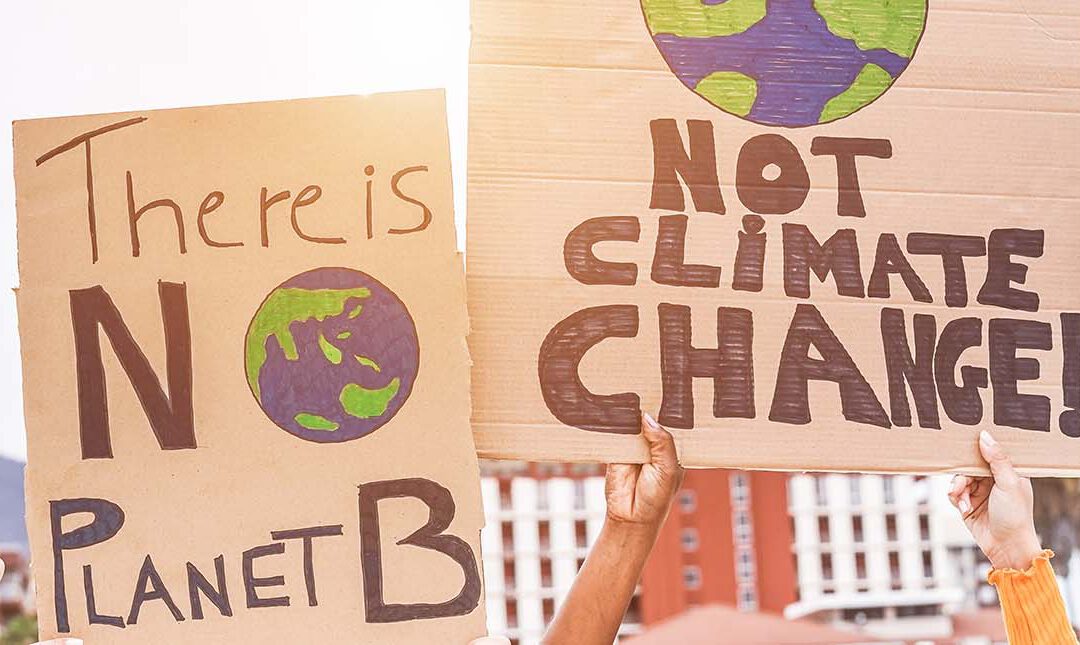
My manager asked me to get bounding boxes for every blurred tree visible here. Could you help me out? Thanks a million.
[0,614,37,645]
[1033,479,1080,576]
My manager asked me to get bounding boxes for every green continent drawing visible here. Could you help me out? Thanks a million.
[641,0,927,126]
[244,268,420,444]
[642,0,767,37]
[245,286,371,399]
[814,0,926,58]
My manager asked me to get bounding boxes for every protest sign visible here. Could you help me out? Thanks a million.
[467,0,1080,474]
[14,91,486,642]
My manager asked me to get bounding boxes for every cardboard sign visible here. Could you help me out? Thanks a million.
[14,91,486,643]
[467,0,1080,475]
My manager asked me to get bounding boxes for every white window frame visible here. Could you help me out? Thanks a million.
[683,565,703,590]
[681,528,700,552]
[678,489,697,513]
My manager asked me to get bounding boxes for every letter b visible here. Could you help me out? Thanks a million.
[358,478,481,623]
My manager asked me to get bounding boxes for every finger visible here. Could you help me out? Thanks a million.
[606,463,640,495]
[36,640,84,645]
[641,412,680,474]
[469,638,512,645]
[947,489,961,511]
[979,431,1020,490]
[948,474,970,499]
[948,475,969,507]
[960,487,973,517]
[967,477,990,504]
[947,476,974,516]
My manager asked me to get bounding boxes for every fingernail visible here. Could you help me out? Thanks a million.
[959,498,971,514]
[980,430,997,449]
[643,412,660,431]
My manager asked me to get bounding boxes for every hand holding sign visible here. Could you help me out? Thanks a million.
[605,413,685,528]
[546,414,683,645]
[949,432,1042,571]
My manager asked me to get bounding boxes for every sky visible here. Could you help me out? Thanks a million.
[0,0,471,461]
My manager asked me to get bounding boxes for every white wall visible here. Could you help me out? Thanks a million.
[0,0,471,460]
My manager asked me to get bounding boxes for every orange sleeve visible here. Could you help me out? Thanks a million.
[989,550,1078,645]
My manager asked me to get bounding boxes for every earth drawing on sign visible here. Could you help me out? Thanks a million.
[641,0,928,127]
[245,267,419,443]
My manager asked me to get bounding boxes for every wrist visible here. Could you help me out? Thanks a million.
[988,531,1044,571]
[602,516,662,547]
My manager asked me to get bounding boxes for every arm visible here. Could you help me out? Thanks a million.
[543,413,683,645]
[949,431,1077,645]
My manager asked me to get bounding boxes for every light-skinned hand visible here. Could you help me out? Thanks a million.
[469,638,512,645]
[604,413,684,529]
[949,430,1042,571]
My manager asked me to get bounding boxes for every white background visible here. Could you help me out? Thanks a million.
[0,0,472,461]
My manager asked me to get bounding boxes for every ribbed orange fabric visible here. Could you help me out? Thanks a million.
[989,550,1078,644]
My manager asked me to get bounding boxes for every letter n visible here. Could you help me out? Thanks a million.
[69,282,195,459]
[649,119,724,214]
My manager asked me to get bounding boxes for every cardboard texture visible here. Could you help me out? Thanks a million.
[467,0,1080,475]
[14,91,486,643]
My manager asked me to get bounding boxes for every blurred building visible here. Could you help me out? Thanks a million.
[785,473,997,642]
[638,470,796,621]
[480,462,1011,645]
[480,462,620,644]
[479,465,796,644]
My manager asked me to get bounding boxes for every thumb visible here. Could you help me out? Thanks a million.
[641,412,678,473]
[979,431,1020,489]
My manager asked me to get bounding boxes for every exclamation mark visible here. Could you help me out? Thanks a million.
[1060,313,1080,437]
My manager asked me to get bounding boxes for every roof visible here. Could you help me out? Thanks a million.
[950,608,1008,642]
[624,605,884,645]
[785,588,965,620]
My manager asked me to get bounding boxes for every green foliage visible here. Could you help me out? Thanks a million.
[1,615,39,645]
[1033,479,1080,573]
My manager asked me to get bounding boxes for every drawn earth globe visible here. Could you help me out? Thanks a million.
[244,267,419,443]
[641,0,928,127]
